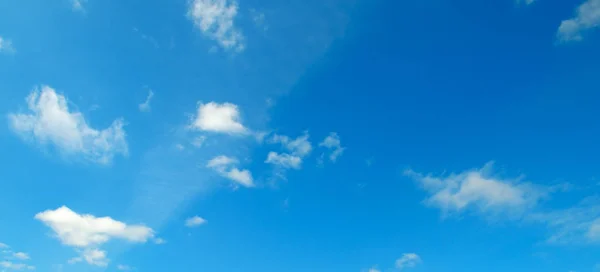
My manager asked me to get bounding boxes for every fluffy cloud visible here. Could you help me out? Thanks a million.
[318,132,345,162]
[185,216,207,228]
[0,261,34,271]
[206,155,254,187]
[404,162,543,218]
[265,152,301,169]
[190,102,248,134]
[138,89,154,112]
[0,36,15,54]
[35,206,154,247]
[557,0,600,41]
[8,86,128,164]
[187,0,245,52]
[35,206,154,267]
[395,253,422,270]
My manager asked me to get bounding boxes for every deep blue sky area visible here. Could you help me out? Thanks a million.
[1,0,600,272]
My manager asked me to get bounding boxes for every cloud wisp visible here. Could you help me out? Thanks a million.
[8,85,128,164]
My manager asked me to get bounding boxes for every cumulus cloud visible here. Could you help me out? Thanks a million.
[187,0,245,52]
[138,89,154,112]
[0,261,34,271]
[265,152,301,169]
[206,155,254,187]
[318,132,345,162]
[190,102,248,134]
[395,253,422,270]
[35,206,154,247]
[185,216,207,228]
[0,36,15,54]
[35,206,154,267]
[404,162,543,218]
[8,86,128,164]
[557,0,600,42]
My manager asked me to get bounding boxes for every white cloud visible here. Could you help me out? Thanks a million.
[68,249,108,267]
[0,36,15,54]
[185,216,207,227]
[269,133,312,157]
[0,261,34,271]
[187,0,245,52]
[12,252,29,260]
[138,89,154,112]
[557,0,600,42]
[404,162,543,218]
[368,268,380,272]
[0,243,8,249]
[8,86,128,164]
[206,155,254,187]
[318,132,345,162]
[35,206,154,248]
[395,253,422,270]
[250,8,268,31]
[190,102,248,134]
[527,197,600,244]
[117,264,132,271]
[265,152,301,169]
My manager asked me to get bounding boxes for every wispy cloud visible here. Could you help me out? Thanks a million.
[138,89,154,112]
[206,155,254,187]
[318,132,345,163]
[0,36,15,54]
[8,85,128,164]
[265,132,313,179]
[185,216,207,228]
[187,0,245,52]
[395,253,422,270]
[404,162,544,219]
[71,0,87,12]
[557,0,600,42]
[0,261,34,271]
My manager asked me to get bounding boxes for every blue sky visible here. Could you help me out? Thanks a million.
[1,0,600,271]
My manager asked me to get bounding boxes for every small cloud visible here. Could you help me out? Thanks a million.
[206,155,254,187]
[185,216,207,228]
[556,0,600,42]
[395,253,422,270]
[71,0,86,12]
[117,264,132,271]
[319,132,345,162]
[153,238,167,245]
[404,162,543,218]
[0,261,35,270]
[191,136,206,147]
[0,243,8,248]
[366,157,374,167]
[12,252,29,260]
[0,36,15,54]
[138,89,154,112]
[187,0,245,52]
[175,144,185,151]
[35,206,155,267]
[250,8,268,31]
[265,152,301,169]
[190,102,248,135]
